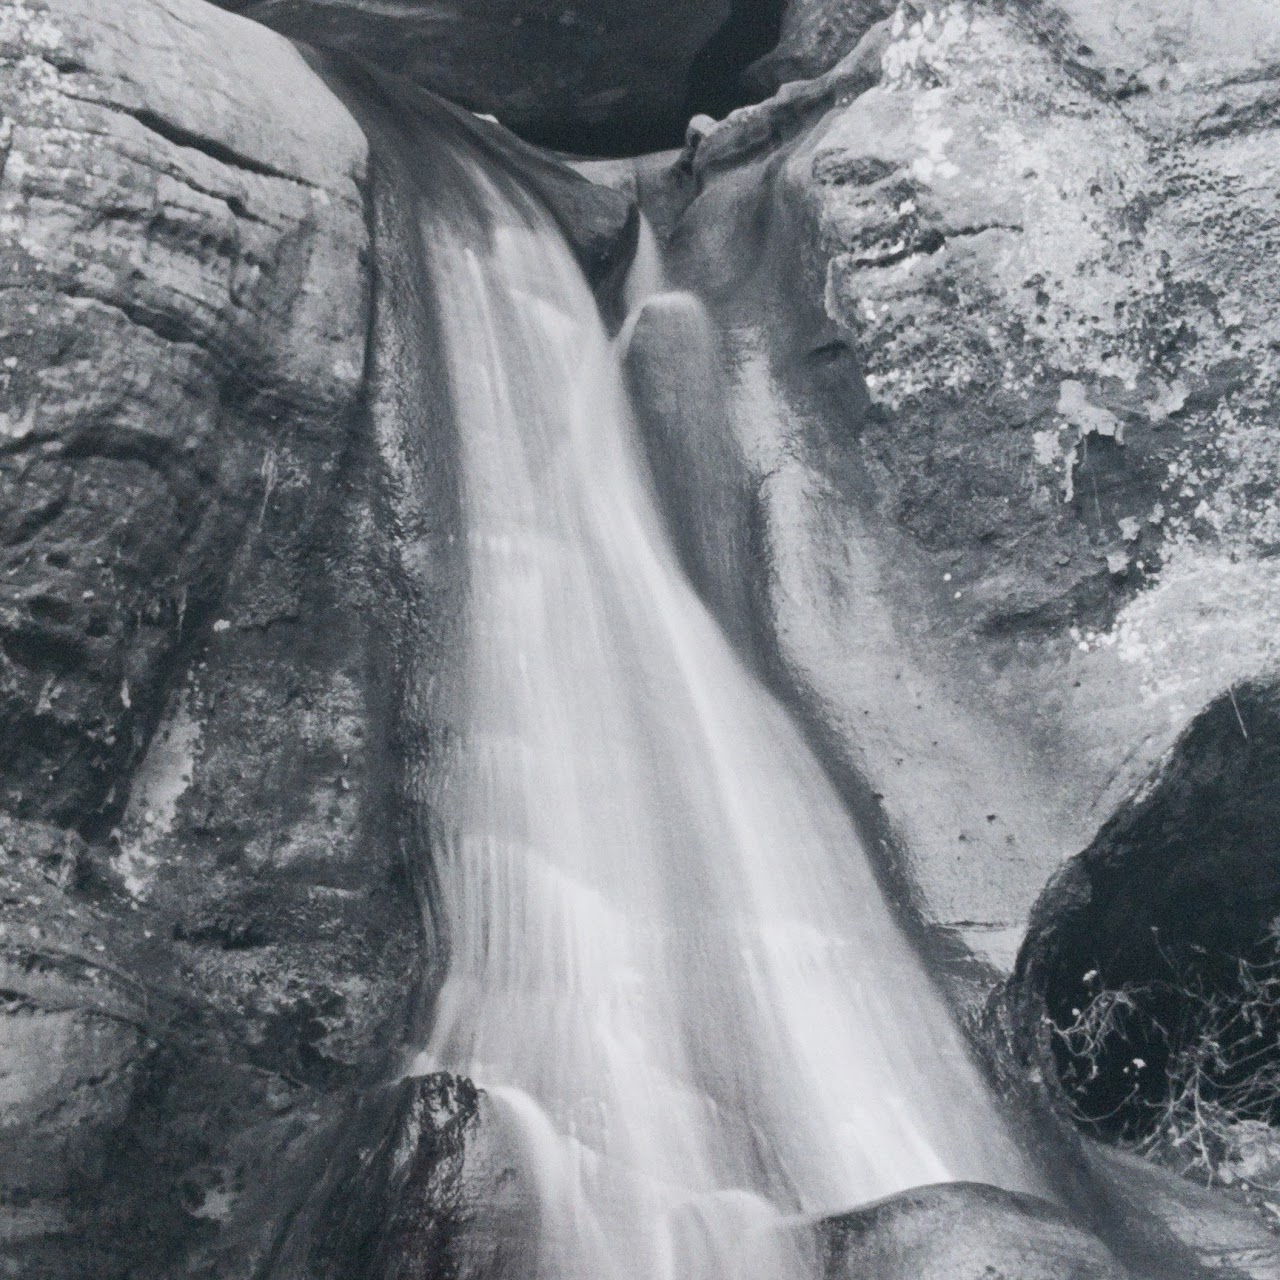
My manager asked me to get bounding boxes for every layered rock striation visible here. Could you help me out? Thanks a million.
[0,1,422,1274]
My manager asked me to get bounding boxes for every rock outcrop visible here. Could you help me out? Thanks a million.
[819,1181,1132,1279]
[267,1074,479,1280]
[748,0,895,93]
[649,0,1280,990]
[623,289,760,660]
[818,1169,1280,1279]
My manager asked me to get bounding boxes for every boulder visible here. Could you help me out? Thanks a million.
[1000,681,1280,1245]
[819,1181,1132,1279]
[821,1168,1280,1276]
[1016,680,1280,1038]
[236,0,734,153]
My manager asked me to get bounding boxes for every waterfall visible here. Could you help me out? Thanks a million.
[408,127,1038,1280]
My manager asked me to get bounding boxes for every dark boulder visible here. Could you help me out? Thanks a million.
[238,0,733,153]
[623,290,760,660]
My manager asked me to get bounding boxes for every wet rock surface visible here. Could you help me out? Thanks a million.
[623,290,760,660]
[268,1073,479,1280]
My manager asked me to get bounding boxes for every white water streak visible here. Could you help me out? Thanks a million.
[411,149,1036,1280]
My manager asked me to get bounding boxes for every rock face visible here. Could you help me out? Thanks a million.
[653,0,1280,986]
[623,290,760,660]
[235,0,734,153]
[0,1,430,1275]
[819,1181,1132,1279]
[267,1074,479,1280]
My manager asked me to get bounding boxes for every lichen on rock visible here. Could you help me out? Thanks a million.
[653,0,1280,991]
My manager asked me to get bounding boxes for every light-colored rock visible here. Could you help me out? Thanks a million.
[660,0,1280,982]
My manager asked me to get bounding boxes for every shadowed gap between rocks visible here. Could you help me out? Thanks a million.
[1001,682,1280,1238]
[1016,684,1280,1121]
[681,0,789,127]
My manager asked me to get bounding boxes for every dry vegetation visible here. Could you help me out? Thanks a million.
[1051,921,1280,1223]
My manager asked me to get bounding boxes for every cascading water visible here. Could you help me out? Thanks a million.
[409,127,1039,1279]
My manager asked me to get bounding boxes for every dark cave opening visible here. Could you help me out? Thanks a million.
[681,0,788,128]
[522,0,788,156]
[1017,684,1280,1160]
[244,0,789,160]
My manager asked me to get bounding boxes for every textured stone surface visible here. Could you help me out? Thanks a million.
[748,0,895,93]
[656,0,1280,981]
[0,0,368,828]
[268,1074,479,1280]
[0,2,429,1276]
[819,1181,1132,1279]
[237,0,733,152]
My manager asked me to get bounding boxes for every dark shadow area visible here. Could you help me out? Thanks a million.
[1012,682,1280,1152]
[242,0,788,159]
[683,0,789,126]
[521,0,790,152]
[263,1075,477,1280]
